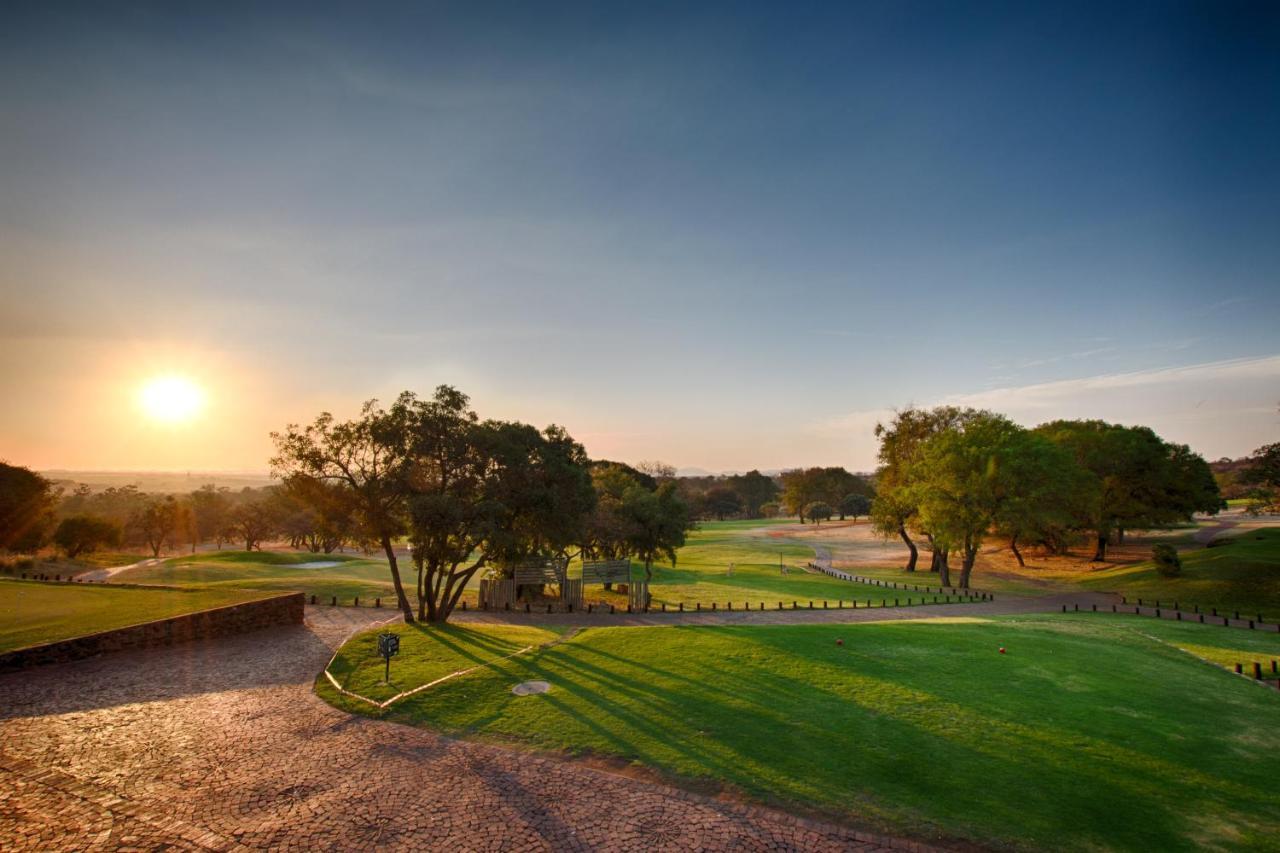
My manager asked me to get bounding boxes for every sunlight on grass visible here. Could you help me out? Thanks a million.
[319,613,1280,851]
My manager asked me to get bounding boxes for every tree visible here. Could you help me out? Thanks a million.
[1241,441,1280,507]
[129,496,179,558]
[622,481,692,582]
[910,413,1039,588]
[191,484,233,549]
[584,464,644,563]
[805,501,833,525]
[780,468,825,521]
[759,501,781,518]
[173,499,199,553]
[634,460,676,481]
[229,499,276,551]
[272,394,424,622]
[839,493,872,521]
[1036,420,1221,561]
[871,407,982,571]
[703,486,743,520]
[53,515,121,558]
[398,387,595,623]
[726,470,779,517]
[0,462,57,552]
[273,477,359,553]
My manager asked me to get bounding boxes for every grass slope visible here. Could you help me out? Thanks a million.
[1082,528,1280,621]
[320,615,1280,851]
[0,579,275,652]
[115,550,401,601]
[326,622,563,702]
[630,521,916,607]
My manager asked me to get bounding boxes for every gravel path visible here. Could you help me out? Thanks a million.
[0,607,941,852]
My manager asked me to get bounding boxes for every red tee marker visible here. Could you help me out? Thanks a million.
[836,638,844,646]
[998,647,1006,654]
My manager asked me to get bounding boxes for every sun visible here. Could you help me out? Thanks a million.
[138,375,206,423]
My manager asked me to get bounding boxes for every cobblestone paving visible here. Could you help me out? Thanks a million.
[0,607,935,852]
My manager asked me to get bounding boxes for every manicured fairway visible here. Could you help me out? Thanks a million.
[1081,528,1280,622]
[614,520,914,608]
[114,550,404,602]
[0,579,276,652]
[111,524,917,611]
[321,614,1280,851]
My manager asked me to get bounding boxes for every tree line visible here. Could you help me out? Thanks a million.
[869,407,1224,589]
[0,470,368,561]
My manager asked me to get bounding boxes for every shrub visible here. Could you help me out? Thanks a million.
[804,502,833,525]
[53,515,122,559]
[1152,544,1181,577]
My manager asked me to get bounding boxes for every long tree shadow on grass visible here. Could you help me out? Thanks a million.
[403,622,1280,851]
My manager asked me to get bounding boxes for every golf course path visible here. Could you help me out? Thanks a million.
[0,607,931,852]
[1194,519,1238,544]
[77,556,164,583]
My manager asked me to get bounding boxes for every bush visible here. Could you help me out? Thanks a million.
[53,515,122,559]
[1152,544,1181,578]
[804,502,833,525]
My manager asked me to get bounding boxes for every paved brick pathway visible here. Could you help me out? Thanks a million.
[0,607,937,852]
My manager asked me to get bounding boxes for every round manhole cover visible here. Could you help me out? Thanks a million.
[511,680,551,696]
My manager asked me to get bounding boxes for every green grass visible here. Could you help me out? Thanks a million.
[114,550,404,601]
[109,524,921,612]
[0,579,277,652]
[1082,529,1280,622]
[622,521,915,607]
[326,622,563,702]
[320,614,1280,851]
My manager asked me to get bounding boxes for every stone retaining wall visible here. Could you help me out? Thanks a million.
[0,592,305,672]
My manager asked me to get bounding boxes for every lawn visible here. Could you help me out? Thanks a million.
[319,614,1280,851]
[113,550,408,603]
[0,579,277,652]
[108,525,927,612]
[1081,528,1280,622]
[601,520,923,608]
[326,621,563,702]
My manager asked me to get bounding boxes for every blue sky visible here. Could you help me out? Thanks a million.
[1,1,1278,471]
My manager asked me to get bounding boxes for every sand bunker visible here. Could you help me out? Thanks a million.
[511,681,551,696]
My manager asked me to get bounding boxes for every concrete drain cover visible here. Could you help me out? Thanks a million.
[512,681,551,696]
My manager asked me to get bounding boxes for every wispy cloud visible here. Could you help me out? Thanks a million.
[946,354,1280,411]
[815,354,1280,467]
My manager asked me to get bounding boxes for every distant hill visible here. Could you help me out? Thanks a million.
[41,470,276,494]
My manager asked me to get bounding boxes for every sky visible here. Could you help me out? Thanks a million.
[1,1,1278,474]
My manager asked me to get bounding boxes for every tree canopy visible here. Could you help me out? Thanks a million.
[0,462,57,553]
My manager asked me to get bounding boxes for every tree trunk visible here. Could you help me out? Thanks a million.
[1092,533,1108,562]
[898,524,918,572]
[938,552,951,588]
[959,545,977,589]
[1010,534,1025,567]
[1116,527,1125,544]
[381,534,416,623]
[415,558,427,622]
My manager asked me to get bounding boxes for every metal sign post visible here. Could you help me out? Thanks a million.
[378,632,400,682]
